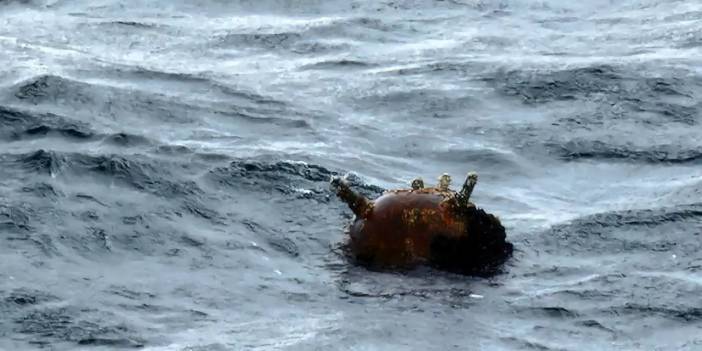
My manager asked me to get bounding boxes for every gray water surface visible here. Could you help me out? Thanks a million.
[1,1,702,350]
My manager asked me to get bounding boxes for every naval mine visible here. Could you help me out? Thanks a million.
[331,172,512,275]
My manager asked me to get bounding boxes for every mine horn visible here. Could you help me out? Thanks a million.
[330,175,372,218]
[459,171,478,202]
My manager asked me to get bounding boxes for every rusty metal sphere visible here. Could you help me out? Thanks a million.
[332,172,512,275]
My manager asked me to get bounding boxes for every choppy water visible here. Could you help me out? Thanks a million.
[1,1,701,350]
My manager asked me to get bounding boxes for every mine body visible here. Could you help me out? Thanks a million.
[332,173,512,275]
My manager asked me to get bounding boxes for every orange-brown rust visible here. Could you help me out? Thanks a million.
[331,176,373,218]
[332,173,512,275]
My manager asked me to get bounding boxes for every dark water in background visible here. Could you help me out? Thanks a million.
[1,0,701,350]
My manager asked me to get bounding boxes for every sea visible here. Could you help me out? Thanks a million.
[1,0,701,350]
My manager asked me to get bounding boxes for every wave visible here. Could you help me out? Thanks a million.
[300,59,374,71]
[103,65,290,107]
[0,105,93,141]
[101,132,152,147]
[209,15,416,54]
[492,64,701,127]
[214,32,303,50]
[493,65,697,104]
[20,182,63,199]
[546,139,702,164]
[15,149,66,175]
[489,64,702,163]
[1,151,382,264]
[0,106,160,148]
[0,204,32,233]
[349,87,481,118]
[207,159,383,199]
[430,147,521,170]
[14,306,144,347]
[8,74,313,130]
[3,149,219,218]
[612,303,702,322]
[537,203,702,266]
[207,159,336,200]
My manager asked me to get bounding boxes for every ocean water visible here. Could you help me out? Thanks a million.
[1,0,701,350]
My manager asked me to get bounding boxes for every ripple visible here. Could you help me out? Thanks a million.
[0,106,94,141]
[538,203,702,265]
[15,306,144,348]
[547,139,702,164]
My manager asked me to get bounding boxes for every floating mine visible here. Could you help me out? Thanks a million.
[331,172,512,275]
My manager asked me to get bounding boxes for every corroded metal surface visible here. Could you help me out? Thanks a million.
[332,172,512,274]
